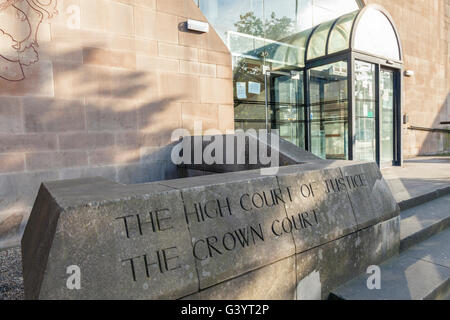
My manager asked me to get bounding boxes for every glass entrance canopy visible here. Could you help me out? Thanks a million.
[198,2,404,165]
[266,5,402,69]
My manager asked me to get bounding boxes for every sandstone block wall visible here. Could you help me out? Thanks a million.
[365,0,450,156]
[0,0,234,248]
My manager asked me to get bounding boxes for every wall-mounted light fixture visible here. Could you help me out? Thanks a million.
[187,19,209,33]
[404,70,415,77]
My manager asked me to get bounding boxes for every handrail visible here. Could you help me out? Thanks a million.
[408,126,450,133]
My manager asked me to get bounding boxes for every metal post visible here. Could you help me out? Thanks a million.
[264,70,270,131]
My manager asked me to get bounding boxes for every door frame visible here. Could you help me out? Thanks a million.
[263,50,403,167]
[264,69,291,131]
[265,69,306,148]
[379,67,400,168]
[352,51,402,167]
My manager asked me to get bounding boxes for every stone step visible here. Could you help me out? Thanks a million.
[400,193,450,252]
[330,228,450,300]
[397,185,450,211]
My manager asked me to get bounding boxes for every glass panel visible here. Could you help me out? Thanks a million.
[233,56,266,131]
[278,29,314,69]
[306,19,335,60]
[354,61,376,162]
[197,1,362,132]
[380,69,395,164]
[328,10,358,54]
[271,72,305,148]
[309,61,348,160]
[262,0,303,70]
[310,0,360,27]
[354,7,401,60]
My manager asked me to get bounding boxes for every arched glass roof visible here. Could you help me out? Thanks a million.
[267,5,402,68]
[353,7,401,61]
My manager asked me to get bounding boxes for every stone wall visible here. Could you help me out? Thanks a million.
[22,161,400,299]
[365,0,450,156]
[0,0,234,249]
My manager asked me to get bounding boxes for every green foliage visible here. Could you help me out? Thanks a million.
[265,12,294,40]
[234,12,265,38]
[234,11,294,41]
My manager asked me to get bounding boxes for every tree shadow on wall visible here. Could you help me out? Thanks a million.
[0,43,186,251]
[1,43,185,185]
[414,92,450,156]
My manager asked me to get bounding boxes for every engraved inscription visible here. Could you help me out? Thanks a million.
[121,247,181,282]
[116,208,173,238]
[271,210,320,236]
[324,174,367,194]
[116,173,368,283]
[184,198,232,224]
[193,223,264,261]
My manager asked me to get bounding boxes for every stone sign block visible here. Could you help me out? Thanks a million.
[197,256,296,300]
[340,162,399,229]
[295,216,400,300]
[168,175,295,289]
[22,161,400,300]
[22,179,198,300]
[276,166,358,254]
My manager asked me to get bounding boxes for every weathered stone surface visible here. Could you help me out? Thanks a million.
[295,216,400,300]
[331,255,450,300]
[277,166,357,253]
[166,175,295,289]
[295,231,360,300]
[198,257,296,300]
[403,228,450,268]
[178,132,321,174]
[22,179,198,300]
[356,216,400,266]
[340,162,400,229]
[22,160,400,299]
[400,193,450,252]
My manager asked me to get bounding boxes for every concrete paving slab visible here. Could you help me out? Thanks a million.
[404,229,450,268]
[331,229,450,300]
[382,156,450,205]
[331,255,450,300]
[400,194,450,251]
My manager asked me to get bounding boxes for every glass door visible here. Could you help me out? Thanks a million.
[354,61,377,162]
[380,68,396,167]
[269,70,305,149]
[308,61,349,160]
[353,60,399,167]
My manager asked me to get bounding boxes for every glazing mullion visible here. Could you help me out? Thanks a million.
[349,52,355,160]
[375,63,381,165]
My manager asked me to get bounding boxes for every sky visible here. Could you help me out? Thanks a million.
[197,0,361,40]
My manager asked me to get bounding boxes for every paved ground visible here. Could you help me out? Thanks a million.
[0,247,23,300]
[382,156,450,203]
[0,156,448,300]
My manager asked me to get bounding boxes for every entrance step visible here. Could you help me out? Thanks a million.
[400,193,450,252]
[397,185,450,211]
[330,228,450,300]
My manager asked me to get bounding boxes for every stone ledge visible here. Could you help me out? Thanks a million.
[21,161,399,299]
[330,228,450,300]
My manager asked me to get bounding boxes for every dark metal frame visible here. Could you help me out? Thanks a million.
[298,4,404,167]
[267,69,307,150]
[236,4,404,167]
